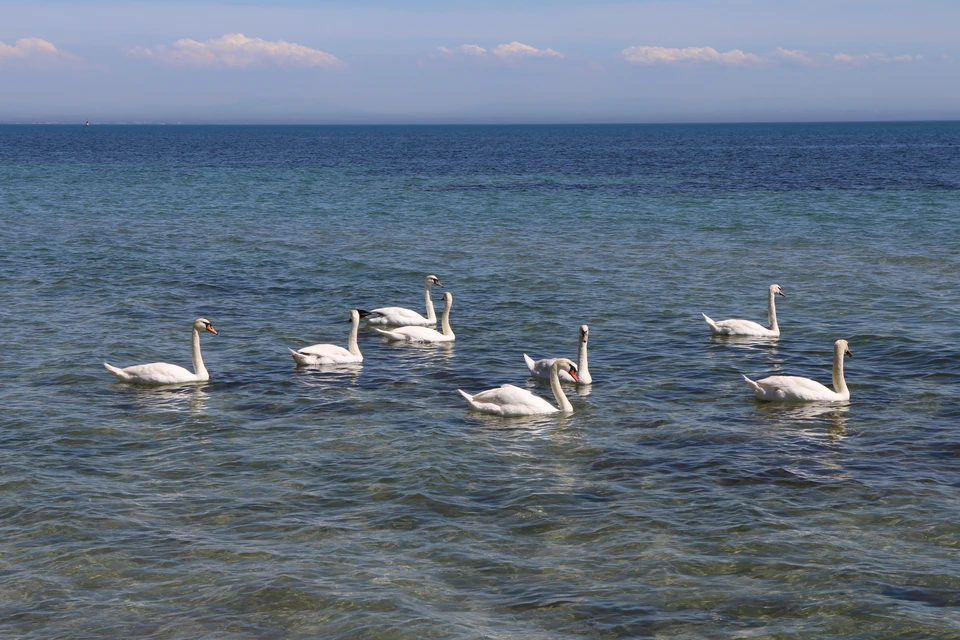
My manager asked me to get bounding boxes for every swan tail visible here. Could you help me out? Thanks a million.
[523,353,537,374]
[742,374,763,394]
[104,362,131,381]
[702,313,722,334]
[289,348,313,366]
[457,388,478,409]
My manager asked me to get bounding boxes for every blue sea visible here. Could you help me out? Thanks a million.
[1,123,959,638]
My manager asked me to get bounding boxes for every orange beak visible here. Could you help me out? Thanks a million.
[206,325,218,335]
[569,368,579,382]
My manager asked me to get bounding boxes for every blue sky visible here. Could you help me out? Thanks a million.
[1,0,958,123]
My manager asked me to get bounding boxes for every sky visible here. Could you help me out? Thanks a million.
[1,0,958,123]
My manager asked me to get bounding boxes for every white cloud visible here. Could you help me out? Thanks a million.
[773,47,817,66]
[129,33,343,69]
[620,46,760,66]
[438,44,487,57]
[492,42,563,59]
[0,38,79,65]
[834,52,923,65]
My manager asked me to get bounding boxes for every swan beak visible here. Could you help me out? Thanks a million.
[435,281,443,287]
[206,325,218,335]
[778,289,786,297]
[569,368,579,382]
[845,348,852,357]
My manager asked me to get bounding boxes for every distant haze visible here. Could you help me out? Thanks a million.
[1,0,958,124]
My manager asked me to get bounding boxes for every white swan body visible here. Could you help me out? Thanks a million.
[104,318,217,386]
[376,291,455,343]
[744,340,853,402]
[290,309,371,366]
[523,324,592,384]
[366,275,443,326]
[703,284,785,337]
[459,358,578,416]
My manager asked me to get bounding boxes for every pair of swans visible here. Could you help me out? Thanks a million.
[366,275,443,327]
[703,284,785,338]
[375,291,455,343]
[460,325,592,416]
[104,318,218,386]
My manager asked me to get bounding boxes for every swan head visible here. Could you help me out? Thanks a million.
[194,318,217,335]
[770,284,785,297]
[442,291,453,306]
[353,309,375,321]
[836,339,852,357]
[425,275,443,288]
[579,325,589,344]
[553,357,579,382]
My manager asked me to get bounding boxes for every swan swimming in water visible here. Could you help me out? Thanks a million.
[743,339,853,402]
[104,318,218,386]
[376,291,455,343]
[459,358,578,416]
[289,309,372,366]
[366,275,443,326]
[523,324,592,384]
[703,284,785,338]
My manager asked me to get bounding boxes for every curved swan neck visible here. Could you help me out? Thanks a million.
[577,337,591,384]
[767,288,779,332]
[440,296,454,337]
[347,313,361,356]
[832,343,847,395]
[550,363,574,413]
[191,326,209,381]
[424,281,437,323]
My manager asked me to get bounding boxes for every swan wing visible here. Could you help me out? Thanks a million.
[104,361,199,385]
[367,306,432,326]
[750,375,840,402]
[461,384,558,416]
[290,343,360,365]
[706,316,776,337]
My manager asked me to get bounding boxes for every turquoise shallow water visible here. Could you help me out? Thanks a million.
[1,123,959,638]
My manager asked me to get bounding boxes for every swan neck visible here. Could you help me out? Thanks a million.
[767,288,779,331]
[440,298,453,337]
[551,365,574,413]
[577,338,591,384]
[347,314,361,356]
[191,327,209,381]
[832,344,847,395]
[424,283,437,323]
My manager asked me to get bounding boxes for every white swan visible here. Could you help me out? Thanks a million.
[523,324,592,384]
[743,339,853,402]
[459,358,578,416]
[376,291,455,343]
[290,309,372,366]
[703,284,785,337]
[365,275,443,326]
[104,318,218,386]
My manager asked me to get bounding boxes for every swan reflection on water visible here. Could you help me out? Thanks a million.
[122,383,210,415]
[294,362,363,386]
[754,402,849,440]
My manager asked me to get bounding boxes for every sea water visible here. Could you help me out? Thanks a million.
[1,123,958,638]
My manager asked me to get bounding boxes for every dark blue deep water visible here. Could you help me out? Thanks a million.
[1,123,959,638]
